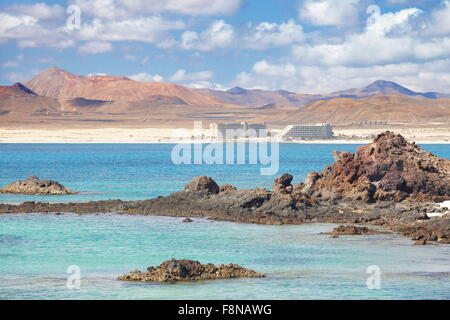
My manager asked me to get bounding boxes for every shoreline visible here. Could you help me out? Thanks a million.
[1,127,450,144]
[0,126,450,145]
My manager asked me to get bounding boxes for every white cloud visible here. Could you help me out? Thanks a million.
[6,3,65,21]
[128,72,164,82]
[0,12,38,39]
[252,60,296,77]
[427,0,450,36]
[1,54,24,68]
[299,0,361,27]
[232,59,450,94]
[180,20,234,51]
[4,69,41,83]
[119,0,242,16]
[169,69,213,82]
[243,20,305,50]
[78,17,184,45]
[292,7,425,67]
[72,0,242,18]
[78,41,113,54]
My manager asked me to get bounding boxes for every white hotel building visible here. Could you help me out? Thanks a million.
[279,123,333,140]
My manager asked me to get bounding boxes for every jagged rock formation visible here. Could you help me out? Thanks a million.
[184,176,220,194]
[302,131,450,202]
[0,176,76,195]
[118,259,264,283]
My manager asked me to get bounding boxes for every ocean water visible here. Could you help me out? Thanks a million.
[1,143,449,203]
[0,143,450,300]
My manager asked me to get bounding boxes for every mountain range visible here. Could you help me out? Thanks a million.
[1,67,450,127]
[198,80,450,108]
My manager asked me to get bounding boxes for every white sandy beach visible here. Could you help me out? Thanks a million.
[1,127,450,144]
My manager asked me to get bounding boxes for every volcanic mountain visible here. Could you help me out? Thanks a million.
[274,95,450,125]
[198,80,450,108]
[25,67,229,106]
[0,82,37,97]
[0,82,60,116]
[333,80,450,99]
[197,87,322,108]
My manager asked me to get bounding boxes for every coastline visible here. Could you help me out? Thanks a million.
[1,127,450,144]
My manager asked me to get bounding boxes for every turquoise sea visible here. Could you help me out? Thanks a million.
[0,143,450,300]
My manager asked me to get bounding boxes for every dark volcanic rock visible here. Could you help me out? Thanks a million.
[219,184,237,192]
[0,176,76,195]
[273,173,294,194]
[302,131,450,203]
[184,176,219,194]
[118,259,264,283]
[329,225,388,238]
[182,217,193,223]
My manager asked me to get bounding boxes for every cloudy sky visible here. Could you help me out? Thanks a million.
[1,0,450,93]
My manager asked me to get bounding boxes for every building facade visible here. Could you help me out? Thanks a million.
[280,123,333,139]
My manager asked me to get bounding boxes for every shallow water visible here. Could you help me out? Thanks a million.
[0,213,449,300]
[1,143,450,300]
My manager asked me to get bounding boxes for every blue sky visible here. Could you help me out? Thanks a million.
[1,0,450,93]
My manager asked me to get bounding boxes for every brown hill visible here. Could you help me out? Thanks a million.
[276,95,450,125]
[25,67,229,106]
[0,83,37,97]
[197,87,321,108]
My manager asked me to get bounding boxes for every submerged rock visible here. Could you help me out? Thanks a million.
[329,225,388,238]
[0,176,76,195]
[302,131,450,203]
[118,259,265,283]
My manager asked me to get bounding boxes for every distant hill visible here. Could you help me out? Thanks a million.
[0,82,37,97]
[2,70,450,128]
[25,67,230,107]
[0,83,60,116]
[274,95,450,125]
[198,80,450,108]
[197,87,321,108]
[332,80,450,99]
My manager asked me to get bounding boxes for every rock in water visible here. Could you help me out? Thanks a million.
[0,176,76,195]
[184,176,219,194]
[302,131,450,202]
[329,225,388,238]
[118,259,265,283]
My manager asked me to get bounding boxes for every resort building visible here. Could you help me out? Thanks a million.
[279,123,333,140]
[209,121,267,139]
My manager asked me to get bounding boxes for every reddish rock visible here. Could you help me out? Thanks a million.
[184,176,219,194]
[273,173,294,194]
[302,131,450,202]
[219,184,237,192]
[329,225,387,238]
[118,259,264,283]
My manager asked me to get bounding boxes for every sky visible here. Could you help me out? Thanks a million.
[1,0,450,94]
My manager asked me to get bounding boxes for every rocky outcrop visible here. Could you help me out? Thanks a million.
[184,176,219,194]
[272,173,294,194]
[0,176,76,195]
[302,131,450,203]
[219,184,237,192]
[118,259,264,283]
[329,225,388,238]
